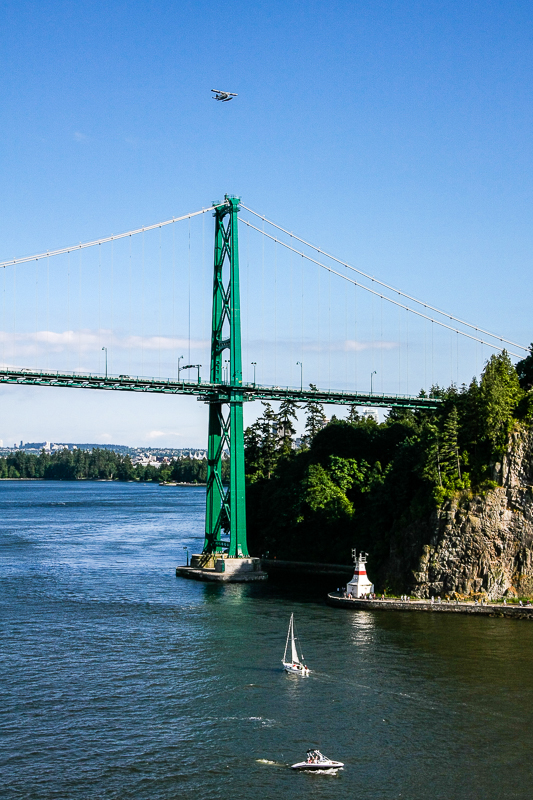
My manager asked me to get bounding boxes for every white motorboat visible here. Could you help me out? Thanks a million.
[282,613,309,676]
[291,749,344,770]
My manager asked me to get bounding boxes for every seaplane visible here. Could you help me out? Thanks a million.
[211,89,238,102]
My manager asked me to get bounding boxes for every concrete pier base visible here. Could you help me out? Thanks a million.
[176,555,268,583]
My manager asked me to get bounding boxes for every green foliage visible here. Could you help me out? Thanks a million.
[303,385,326,444]
[0,449,219,484]
[516,344,533,391]
[245,349,531,582]
[479,351,522,455]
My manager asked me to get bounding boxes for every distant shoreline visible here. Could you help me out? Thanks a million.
[0,478,206,484]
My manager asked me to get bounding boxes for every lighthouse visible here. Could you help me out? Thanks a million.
[346,550,374,598]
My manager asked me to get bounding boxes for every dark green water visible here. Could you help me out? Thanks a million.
[1,481,532,800]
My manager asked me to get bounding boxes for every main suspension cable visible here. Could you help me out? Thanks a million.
[240,204,527,353]
[0,203,228,269]
[239,217,523,358]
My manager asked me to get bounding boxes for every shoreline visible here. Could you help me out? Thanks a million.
[327,592,533,619]
[0,477,206,484]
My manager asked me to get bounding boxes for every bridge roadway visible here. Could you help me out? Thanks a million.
[0,367,440,409]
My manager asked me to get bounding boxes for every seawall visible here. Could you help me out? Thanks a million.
[327,591,533,619]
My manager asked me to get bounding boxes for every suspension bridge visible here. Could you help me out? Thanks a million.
[0,195,528,570]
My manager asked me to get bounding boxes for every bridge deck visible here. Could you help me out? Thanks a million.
[0,368,440,409]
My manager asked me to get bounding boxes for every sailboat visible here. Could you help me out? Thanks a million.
[282,613,309,676]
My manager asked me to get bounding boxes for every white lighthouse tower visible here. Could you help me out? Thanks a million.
[346,550,374,598]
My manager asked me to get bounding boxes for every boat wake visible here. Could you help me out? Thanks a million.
[256,759,286,767]
[299,767,343,775]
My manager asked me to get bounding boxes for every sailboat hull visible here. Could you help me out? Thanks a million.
[282,661,309,676]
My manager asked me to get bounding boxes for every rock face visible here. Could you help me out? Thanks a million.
[401,425,533,599]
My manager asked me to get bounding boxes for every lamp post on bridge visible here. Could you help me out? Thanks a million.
[102,347,108,379]
[251,362,257,387]
[178,355,184,381]
[296,361,303,391]
[370,370,377,395]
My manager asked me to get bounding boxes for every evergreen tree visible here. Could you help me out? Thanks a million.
[346,405,362,425]
[440,406,462,481]
[516,343,533,391]
[277,399,299,457]
[303,385,326,444]
[480,351,523,455]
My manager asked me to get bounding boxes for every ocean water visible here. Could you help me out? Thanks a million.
[1,480,533,800]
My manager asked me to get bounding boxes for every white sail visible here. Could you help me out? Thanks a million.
[290,616,299,664]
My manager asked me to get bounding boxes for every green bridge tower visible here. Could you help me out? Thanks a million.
[203,196,249,558]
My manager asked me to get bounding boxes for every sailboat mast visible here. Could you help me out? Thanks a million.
[290,614,299,664]
[283,613,293,663]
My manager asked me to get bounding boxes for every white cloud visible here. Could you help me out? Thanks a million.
[147,430,181,439]
[344,340,398,352]
[0,329,208,359]
[300,339,398,352]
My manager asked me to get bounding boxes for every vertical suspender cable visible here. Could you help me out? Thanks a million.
[188,218,191,365]
[290,233,293,387]
[2,266,5,366]
[46,255,50,370]
[406,307,409,396]
[129,235,132,375]
[67,252,71,372]
[317,260,320,386]
[456,329,459,386]
[158,226,162,377]
[201,213,205,375]
[262,218,265,385]
[274,239,277,384]
[300,238,304,389]
[344,269,348,390]
[398,304,401,394]
[78,248,82,371]
[98,244,102,372]
[12,264,16,366]
[328,268,331,390]
[380,295,383,393]
[245,218,249,381]
[354,282,357,390]
[35,260,39,359]
[172,222,176,371]
[110,239,114,376]
[371,284,375,387]
[431,320,434,388]
[141,231,145,375]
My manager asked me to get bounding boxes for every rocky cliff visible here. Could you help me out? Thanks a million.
[403,424,533,599]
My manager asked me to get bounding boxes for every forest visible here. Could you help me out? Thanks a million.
[244,348,533,568]
[0,449,228,484]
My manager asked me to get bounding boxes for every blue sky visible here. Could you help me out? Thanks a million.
[0,0,532,447]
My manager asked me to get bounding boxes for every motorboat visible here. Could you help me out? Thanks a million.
[291,749,344,770]
[282,613,309,676]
